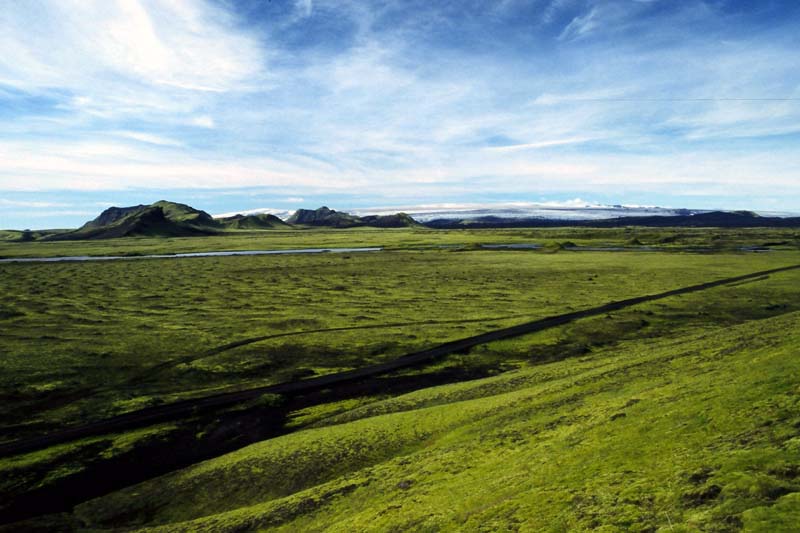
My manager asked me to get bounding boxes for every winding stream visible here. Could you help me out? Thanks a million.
[0,247,383,263]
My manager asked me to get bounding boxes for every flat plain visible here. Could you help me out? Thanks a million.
[1,227,799,531]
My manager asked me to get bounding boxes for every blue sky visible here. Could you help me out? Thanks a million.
[1,0,799,229]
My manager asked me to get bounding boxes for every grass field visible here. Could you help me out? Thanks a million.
[73,310,800,532]
[3,244,799,441]
[1,227,799,530]
[1,226,798,258]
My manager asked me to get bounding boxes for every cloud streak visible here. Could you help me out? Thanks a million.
[0,0,263,93]
[1,0,800,228]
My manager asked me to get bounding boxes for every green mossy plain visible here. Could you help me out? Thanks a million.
[1,227,800,531]
[75,311,800,532]
[3,242,799,440]
[1,225,799,258]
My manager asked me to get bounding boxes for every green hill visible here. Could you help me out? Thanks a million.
[44,202,294,240]
[149,200,217,226]
[29,203,414,240]
[287,206,363,227]
[217,213,291,230]
[287,207,419,228]
[44,201,222,240]
[360,212,419,228]
[70,310,800,531]
[8,202,419,241]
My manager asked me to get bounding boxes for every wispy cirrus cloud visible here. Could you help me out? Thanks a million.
[2,0,800,228]
[294,0,314,19]
[0,199,71,208]
[0,0,264,96]
[484,137,595,152]
[113,131,184,147]
[559,6,600,40]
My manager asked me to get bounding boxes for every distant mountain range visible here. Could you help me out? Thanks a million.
[43,201,215,240]
[35,202,418,241]
[353,204,704,222]
[424,210,800,229]
[287,206,418,228]
[6,201,800,241]
[39,201,291,241]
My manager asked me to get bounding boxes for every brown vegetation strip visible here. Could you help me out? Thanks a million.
[1,263,798,459]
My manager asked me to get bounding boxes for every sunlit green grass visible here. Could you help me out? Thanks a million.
[0,226,798,258]
[71,310,800,532]
[3,246,799,442]
[2,229,800,531]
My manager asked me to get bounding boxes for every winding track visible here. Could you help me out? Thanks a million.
[2,263,799,459]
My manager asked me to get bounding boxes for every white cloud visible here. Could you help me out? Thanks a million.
[114,131,184,147]
[484,137,594,151]
[212,207,294,219]
[542,0,579,25]
[3,210,97,218]
[559,7,600,41]
[531,88,633,106]
[534,198,600,208]
[1,0,799,214]
[350,199,604,216]
[0,0,265,113]
[191,116,216,128]
[0,139,352,192]
[0,199,71,208]
[294,0,313,18]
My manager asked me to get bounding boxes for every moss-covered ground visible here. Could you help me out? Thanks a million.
[1,226,798,258]
[68,308,800,532]
[3,243,799,442]
[1,227,799,530]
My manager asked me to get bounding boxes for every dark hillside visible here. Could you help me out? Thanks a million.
[46,206,218,240]
[425,210,800,229]
[360,213,419,228]
[288,207,419,228]
[287,206,362,227]
[45,201,221,241]
[218,214,291,230]
[82,205,148,228]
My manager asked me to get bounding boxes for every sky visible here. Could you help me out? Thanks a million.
[1,0,799,229]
